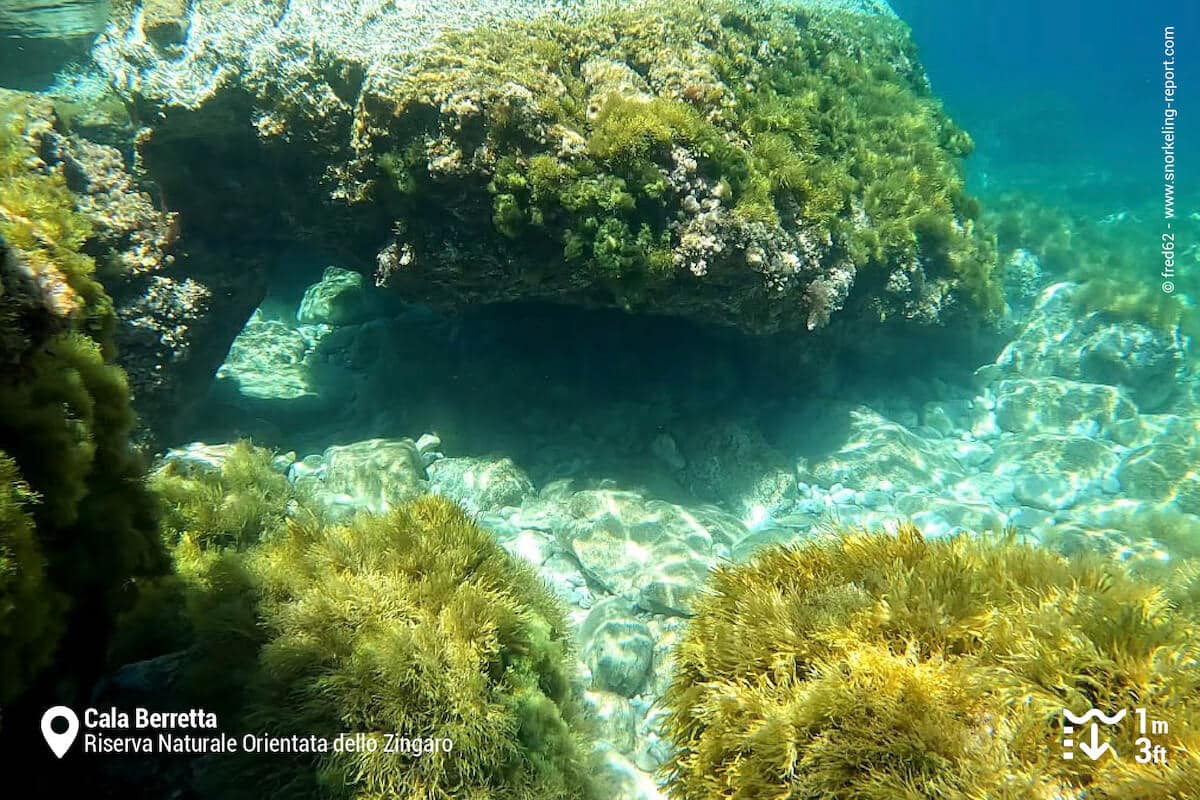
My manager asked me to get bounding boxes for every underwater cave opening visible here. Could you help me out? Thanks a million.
[180,260,1005,506]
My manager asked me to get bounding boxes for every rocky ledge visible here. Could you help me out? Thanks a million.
[85,1,997,418]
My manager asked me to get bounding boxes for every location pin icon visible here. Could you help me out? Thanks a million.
[41,706,80,759]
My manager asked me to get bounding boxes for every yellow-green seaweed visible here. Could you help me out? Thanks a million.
[662,525,1200,799]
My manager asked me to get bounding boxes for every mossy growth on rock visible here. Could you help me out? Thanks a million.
[110,442,310,664]
[0,91,161,705]
[363,0,997,332]
[1,90,111,341]
[987,192,1198,339]
[0,455,63,703]
[155,441,305,551]
[662,524,1200,799]
[129,448,596,800]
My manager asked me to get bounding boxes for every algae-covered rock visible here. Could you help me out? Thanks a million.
[584,690,639,754]
[0,92,164,710]
[662,525,1200,798]
[93,0,997,343]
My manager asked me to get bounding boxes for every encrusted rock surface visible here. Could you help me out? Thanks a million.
[86,0,996,374]
[296,266,368,325]
[427,455,536,514]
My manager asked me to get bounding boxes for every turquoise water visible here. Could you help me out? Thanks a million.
[1,1,1198,797]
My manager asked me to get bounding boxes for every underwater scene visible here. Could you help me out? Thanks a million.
[2,0,1200,796]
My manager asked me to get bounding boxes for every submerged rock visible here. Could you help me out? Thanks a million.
[320,438,429,513]
[991,434,1118,512]
[683,421,797,519]
[993,282,1185,411]
[427,455,536,514]
[215,314,313,400]
[559,489,743,615]
[809,407,966,492]
[584,690,639,754]
[1115,444,1200,515]
[296,266,368,326]
[581,598,655,697]
[90,0,997,358]
[0,1,111,87]
[992,377,1136,437]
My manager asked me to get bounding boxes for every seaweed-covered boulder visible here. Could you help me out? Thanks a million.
[0,92,164,715]
[93,0,998,344]
[0,89,266,441]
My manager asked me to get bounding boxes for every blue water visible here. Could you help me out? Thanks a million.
[4,2,1200,797]
[894,0,1199,211]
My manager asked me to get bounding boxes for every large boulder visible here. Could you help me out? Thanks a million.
[91,0,998,345]
[991,283,1185,411]
[558,489,745,615]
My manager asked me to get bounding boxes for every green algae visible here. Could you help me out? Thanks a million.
[663,524,1200,799]
[117,446,597,800]
[368,0,999,323]
[0,91,162,706]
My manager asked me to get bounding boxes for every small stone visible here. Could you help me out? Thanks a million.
[830,487,857,505]
[1012,473,1077,511]
[427,455,535,514]
[581,599,655,697]
[296,266,368,326]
